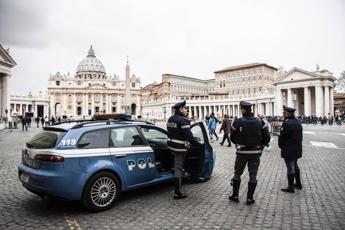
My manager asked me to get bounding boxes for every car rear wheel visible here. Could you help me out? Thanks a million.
[82,171,120,211]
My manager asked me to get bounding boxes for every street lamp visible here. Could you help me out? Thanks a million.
[163,106,167,121]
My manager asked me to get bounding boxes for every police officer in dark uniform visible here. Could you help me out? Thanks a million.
[279,105,303,193]
[229,101,270,205]
[167,100,201,199]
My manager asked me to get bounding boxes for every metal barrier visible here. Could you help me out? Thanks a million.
[269,121,282,136]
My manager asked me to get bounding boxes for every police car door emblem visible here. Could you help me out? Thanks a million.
[127,158,155,171]
[127,160,136,171]
[137,158,147,169]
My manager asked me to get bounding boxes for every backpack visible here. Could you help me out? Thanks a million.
[237,117,263,147]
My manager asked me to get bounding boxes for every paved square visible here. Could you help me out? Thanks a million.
[0,124,345,229]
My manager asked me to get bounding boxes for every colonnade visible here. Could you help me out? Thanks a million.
[275,86,334,116]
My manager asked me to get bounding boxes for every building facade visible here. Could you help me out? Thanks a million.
[10,91,49,118]
[48,46,141,118]
[142,63,278,120]
[274,68,336,116]
[0,45,16,119]
[142,63,337,121]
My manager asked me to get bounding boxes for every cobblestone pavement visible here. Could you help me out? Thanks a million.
[0,124,345,229]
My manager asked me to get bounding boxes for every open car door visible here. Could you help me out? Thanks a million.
[185,122,215,179]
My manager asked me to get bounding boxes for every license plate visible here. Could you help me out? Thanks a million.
[20,173,29,183]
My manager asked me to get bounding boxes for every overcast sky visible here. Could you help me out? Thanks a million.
[1,0,344,95]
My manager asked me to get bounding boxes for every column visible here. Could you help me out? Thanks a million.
[265,103,269,116]
[199,106,202,120]
[49,95,54,117]
[324,86,330,115]
[63,94,67,116]
[330,87,334,116]
[72,94,76,117]
[287,88,293,107]
[315,86,324,117]
[91,94,95,115]
[304,87,310,116]
[106,94,110,114]
[1,75,9,117]
[84,94,88,116]
[275,88,283,116]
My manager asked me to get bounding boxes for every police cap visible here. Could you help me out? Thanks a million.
[283,105,296,112]
[173,100,187,109]
[240,101,252,108]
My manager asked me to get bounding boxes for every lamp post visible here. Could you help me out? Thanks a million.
[163,106,167,122]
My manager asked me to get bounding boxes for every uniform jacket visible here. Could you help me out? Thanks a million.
[230,113,270,155]
[220,117,231,134]
[167,111,201,152]
[278,116,303,160]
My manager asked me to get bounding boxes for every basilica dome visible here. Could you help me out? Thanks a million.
[76,46,106,74]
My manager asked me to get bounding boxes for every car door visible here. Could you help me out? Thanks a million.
[186,122,214,179]
[109,126,156,188]
[138,125,174,174]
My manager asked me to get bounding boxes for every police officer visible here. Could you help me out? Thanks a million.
[229,101,270,205]
[279,105,303,193]
[167,100,201,199]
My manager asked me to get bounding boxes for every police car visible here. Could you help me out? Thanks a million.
[18,119,215,211]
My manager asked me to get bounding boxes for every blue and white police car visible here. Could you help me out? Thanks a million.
[18,120,215,211]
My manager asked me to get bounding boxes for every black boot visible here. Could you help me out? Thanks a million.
[229,179,240,202]
[246,182,257,205]
[294,170,302,190]
[174,178,187,199]
[281,174,295,193]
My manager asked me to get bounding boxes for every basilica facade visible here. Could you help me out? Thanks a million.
[48,46,141,118]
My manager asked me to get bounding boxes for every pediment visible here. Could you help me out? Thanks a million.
[0,45,16,67]
[275,68,321,84]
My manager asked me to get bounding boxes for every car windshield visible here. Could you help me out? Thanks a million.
[26,130,66,149]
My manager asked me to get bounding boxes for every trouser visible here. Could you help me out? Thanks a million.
[232,154,260,183]
[22,123,27,131]
[174,151,187,177]
[209,129,218,140]
[221,133,231,145]
[284,159,300,175]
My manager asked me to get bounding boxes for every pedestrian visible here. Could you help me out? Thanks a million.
[229,101,270,205]
[167,100,202,199]
[44,116,49,126]
[35,116,40,128]
[40,117,44,127]
[205,114,210,126]
[279,105,303,193]
[219,114,231,147]
[21,116,28,131]
[26,116,31,128]
[208,113,218,142]
[51,116,56,124]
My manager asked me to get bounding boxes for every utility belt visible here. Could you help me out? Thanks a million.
[236,144,263,154]
[168,138,190,146]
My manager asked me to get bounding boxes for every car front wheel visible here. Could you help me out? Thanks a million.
[82,171,120,211]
